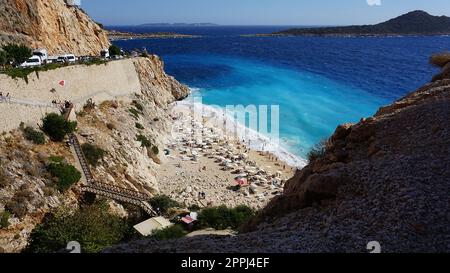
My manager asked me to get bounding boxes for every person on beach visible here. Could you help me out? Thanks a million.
[6,93,10,102]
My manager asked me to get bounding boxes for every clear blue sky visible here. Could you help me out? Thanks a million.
[81,0,450,26]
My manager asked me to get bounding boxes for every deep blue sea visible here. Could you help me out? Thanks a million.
[111,26,450,162]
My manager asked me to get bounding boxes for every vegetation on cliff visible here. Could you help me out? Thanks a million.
[149,195,182,215]
[197,205,255,230]
[21,124,46,145]
[430,52,450,82]
[25,200,130,253]
[46,157,81,192]
[1,44,32,66]
[81,143,106,167]
[42,113,77,142]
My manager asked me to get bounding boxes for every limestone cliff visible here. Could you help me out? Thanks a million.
[105,77,450,253]
[0,57,189,252]
[0,0,110,55]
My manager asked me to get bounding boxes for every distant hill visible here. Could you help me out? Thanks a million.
[276,11,450,36]
[138,23,218,27]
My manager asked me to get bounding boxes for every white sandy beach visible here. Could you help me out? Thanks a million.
[156,102,301,209]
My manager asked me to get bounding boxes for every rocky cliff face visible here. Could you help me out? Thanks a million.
[105,78,450,253]
[0,0,110,55]
[74,57,189,197]
[0,57,189,252]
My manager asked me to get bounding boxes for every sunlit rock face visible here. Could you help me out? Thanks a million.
[0,0,110,55]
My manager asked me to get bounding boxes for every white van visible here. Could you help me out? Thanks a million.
[100,48,110,59]
[66,54,76,63]
[57,54,77,64]
[32,49,48,63]
[19,56,42,68]
[47,56,58,64]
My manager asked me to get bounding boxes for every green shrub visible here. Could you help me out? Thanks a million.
[430,52,450,68]
[81,143,106,167]
[197,205,255,230]
[307,139,328,162]
[3,67,32,83]
[82,58,107,66]
[0,211,11,229]
[2,63,66,83]
[2,44,32,65]
[151,224,187,241]
[129,108,140,119]
[135,123,145,130]
[0,50,7,68]
[48,155,64,163]
[5,200,28,219]
[132,100,144,112]
[23,126,46,145]
[136,134,152,148]
[26,201,130,253]
[47,162,81,192]
[188,204,201,211]
[151,145,159,155]
[109,45,122,57]
[149,195,181,214]
[42,113,77,142]
[140,52,149,58]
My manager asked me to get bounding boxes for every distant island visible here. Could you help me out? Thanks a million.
[138,23,218,27]
[107,30,200,41]
[261,11,450,37]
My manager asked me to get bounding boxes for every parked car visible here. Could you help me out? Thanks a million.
[47,56,58,64]
[100,48,110,59]
[19,56,42,68]
[57,54,77,64]
[32,49,48,63]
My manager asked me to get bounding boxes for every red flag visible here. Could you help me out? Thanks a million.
[59,80,66,87]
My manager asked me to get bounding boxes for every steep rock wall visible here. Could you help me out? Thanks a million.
[0,0,110,55]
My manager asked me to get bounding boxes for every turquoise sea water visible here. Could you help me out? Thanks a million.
[113,26,450,161]
[180,54,387,157]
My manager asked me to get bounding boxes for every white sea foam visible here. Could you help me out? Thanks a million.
[172,95,308,169]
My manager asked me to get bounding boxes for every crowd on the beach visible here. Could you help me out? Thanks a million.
[167,107,289,202]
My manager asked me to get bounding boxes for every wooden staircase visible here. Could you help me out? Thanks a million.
[81,182,157,216]
[65,105,157,216]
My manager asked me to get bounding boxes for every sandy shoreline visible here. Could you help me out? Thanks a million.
[156,102,298,209]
